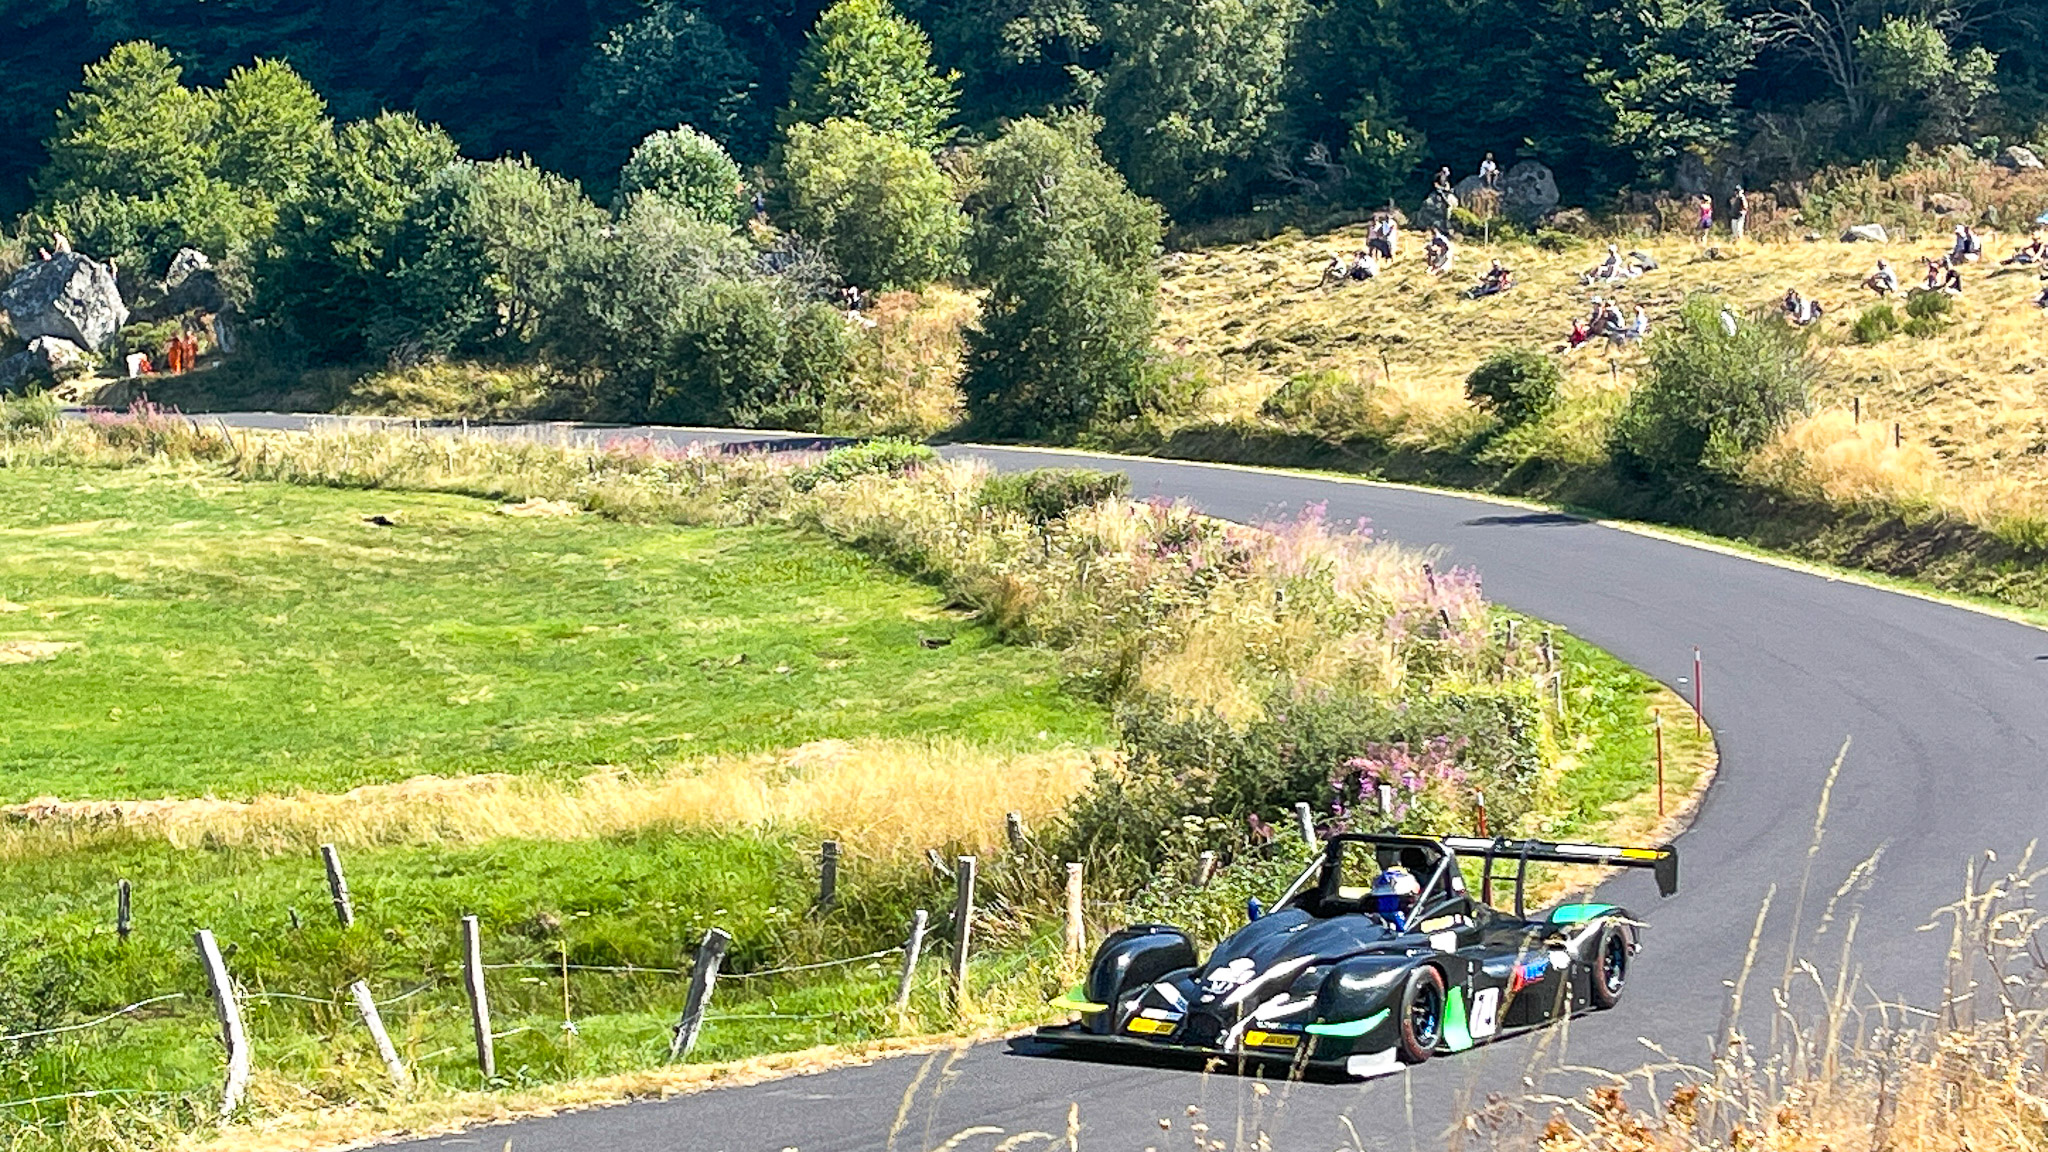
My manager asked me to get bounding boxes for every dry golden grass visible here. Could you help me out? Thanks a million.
[1158,226,2048,526]
[0,738,1094,864]
[831,286,978,438]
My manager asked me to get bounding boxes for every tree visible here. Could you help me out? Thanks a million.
[566,2,762,190]
[1095,0,1305,216]
[1592,0,1757,180]
[961,115,1161,440]
[38,41,212,203]
[210,58,332,201]
[379,158,608,362]
[616,126,747,225]
[1465,347,1561,427]
[784,0,958,151]
[253,112,460,362]
[780,118,964,290]
[1857,16,1997,150]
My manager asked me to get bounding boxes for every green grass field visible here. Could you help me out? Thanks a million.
[0,465,1100,801]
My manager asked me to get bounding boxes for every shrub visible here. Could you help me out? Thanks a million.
[649,278,856,429]
[792,438,937,490]
[616,126,746,226]
[1610,295,1815,477]
[779,118,964,291]
[1852,303,1900,344]
[1465,346,1562,428]
[978,467,1130,523]
[1904,289,1953,320]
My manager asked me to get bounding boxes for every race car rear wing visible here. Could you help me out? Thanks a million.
[1444,835,1679,915]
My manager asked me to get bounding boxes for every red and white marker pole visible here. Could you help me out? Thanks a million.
[1474,790,1489,838]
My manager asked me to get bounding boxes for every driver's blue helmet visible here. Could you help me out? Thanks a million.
[1371,866,1421,923]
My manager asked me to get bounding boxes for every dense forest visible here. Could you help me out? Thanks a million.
[4,0,2043,222]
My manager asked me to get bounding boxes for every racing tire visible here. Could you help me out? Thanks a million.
[1394,966,1445,1064]
[1589,922,1629,1010]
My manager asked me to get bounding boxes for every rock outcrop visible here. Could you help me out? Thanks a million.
[1498,161,1559,223]
[1842,223,1889,243]
[158,248,227,317]
[1,253,128,351]
[0,335,91,392]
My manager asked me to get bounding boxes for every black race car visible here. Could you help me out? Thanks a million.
[1038,833,1678,1078]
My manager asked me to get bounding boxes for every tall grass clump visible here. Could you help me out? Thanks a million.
[1611,296,1816,479]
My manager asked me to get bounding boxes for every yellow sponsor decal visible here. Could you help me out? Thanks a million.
[1621,848,1660,860]
[1244,1030,1300,1050]
[1127,1016,1176,1035]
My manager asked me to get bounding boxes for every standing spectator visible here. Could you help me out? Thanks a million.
[1695,194,1714,243]
[1477,152,1499,189]
[1729,185,1749,244]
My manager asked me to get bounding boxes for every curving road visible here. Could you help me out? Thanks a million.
[211,417,2048,1151]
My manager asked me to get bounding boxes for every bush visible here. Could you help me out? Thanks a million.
[649,278,856,429]
[1464,346,1561,427]
[1904,289,1953,320]
[779,118,964,291]
[977,467,1130,522]
[1852,303,1900,344]
[792,438,937,490]
[616,126,746,225]
[1610,295,1815,477]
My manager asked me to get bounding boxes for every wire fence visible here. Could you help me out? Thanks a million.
[2,828,1098,1121]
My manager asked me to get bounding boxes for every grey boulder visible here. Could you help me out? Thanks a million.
[1998,145,2043,171]
[1,253,129,351]
[1499,161,1559,223]
[1842,223,1889,243]
[0,335,92,392]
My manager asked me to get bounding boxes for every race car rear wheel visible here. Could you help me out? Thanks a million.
[1589,922,1628,1009]
[1395,967,1445,1063]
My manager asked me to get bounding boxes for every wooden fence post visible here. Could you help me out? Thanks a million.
[1005,812,1027,852]
[1194,851,1218,888]
[349,981,409,1086]
[321,844,354,928]
[817,841,840,913]
[950,856,977,1011]
[194,929,249,1117]
[460,915,494,1078]
[894,909,928,1012]
[670,928,732,1060]
[1294,801,1317,849]
[117,879,131,942]
[1064,862,1085,956]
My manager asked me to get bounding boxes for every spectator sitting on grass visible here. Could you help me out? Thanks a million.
[1425,229,1454,275]
[2003,233,2045,266]
[1863,258,1898,296]
[1782,288,1824,326]
[1584,298,1611,339]
[1568,316,1591,347]
[2036,274,2048,309]
[1608,304,1649,342]
[1350,249,1379,280]
[1465,259,1514,299]
[1949,225,1984,264]
[1628,248,1659,273]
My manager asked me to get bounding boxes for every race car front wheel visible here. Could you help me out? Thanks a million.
[1395,967,1445,1063]
[1589,922,1628,1009]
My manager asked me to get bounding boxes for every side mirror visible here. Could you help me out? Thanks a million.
[1246,897,1264,922]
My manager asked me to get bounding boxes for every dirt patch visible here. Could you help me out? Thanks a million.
[0,639,74,664]
[498,497,580,517]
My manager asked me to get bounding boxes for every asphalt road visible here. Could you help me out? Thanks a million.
[208,416,2048,1151]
